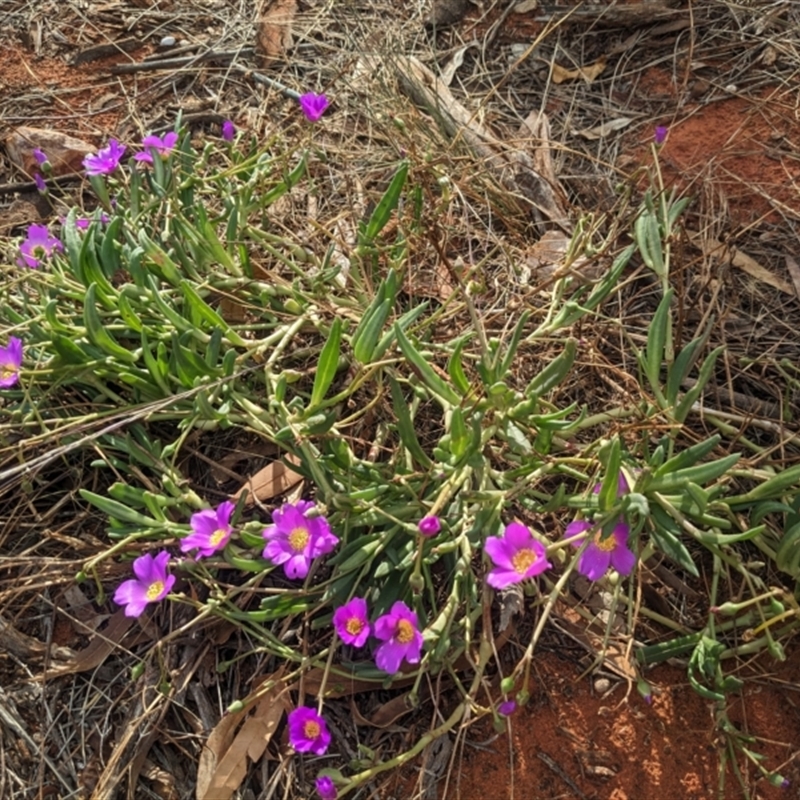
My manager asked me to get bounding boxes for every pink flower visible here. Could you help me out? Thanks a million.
[315,776,338,800]
[565,520,635,581]
[498,700,516,717]
[0,337,23,388]
[181,501,235,558]
[34,174,46,192]
[17,224,63,268]
[374,601,423,674]
[83,139,127,175]
[298,93,329,122]
[32,148,47,165]
[287,707,331,755]
[565,475,636,581]
[418,516,441,536]
[221,120,236,141]
[134,131,179,164]
[70,213,111,230]
[654,125,668,145]
[333,597,370,647]
[484,522,551,589]
[113,551,175,617]
[262,501,339,579]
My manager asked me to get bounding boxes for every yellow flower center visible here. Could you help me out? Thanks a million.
[146,580,165,600]
[512,548,537,575]
[593,532,617,552]
[209,528,227,547]
[288,526,310,552]
[346,617,364,636]
[0,364,17,380]
[396,619,415,644]
[303,720,320,739]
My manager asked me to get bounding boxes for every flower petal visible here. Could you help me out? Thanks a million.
[375,640,403,673]
[113,579,149,617]
[132,554,156,583]
[484,536,514,570]
[565,520,592,540]
[283,553,310,579]
[486,567,523,589]
[503,522,533,549]
[190,509,219,538]
[577,545,610,582]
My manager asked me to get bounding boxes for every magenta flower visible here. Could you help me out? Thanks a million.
[17,224,63,268]
[654,126,668,145]
[287,707,331,755]
[484,522,551,589]
[418,516,441,537]
[70,213,111,230]
[565,474,636,581]
[0,337,23,388]
[34,174,46,192]
[565,519,636,581]
[333,597,370,647]
[221,120,236,141]
[374,601,424,674]
[315,776,337,800]
[262,501,339,579]
[32,148,47,165]
[113,551,175,618]
[181,500,235,558]
[134,131,179,164]
[298,93,329,123]
[83,139,127,175]
[498,700,517,717]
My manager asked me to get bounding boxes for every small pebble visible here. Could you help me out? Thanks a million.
[159,36,176,48]
[594,677,611,694]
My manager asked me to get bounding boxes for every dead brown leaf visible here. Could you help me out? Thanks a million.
[0,198,42,233]
[348,691,415,728]
[552,57,606,85]
[785,254,800,300]
[690,233,794,296]
[197,670,290,800]
[573,117,633,140]
[367,692,415,728]
[424,0,471,28]
[254,0,297,67]
[40,609,133,679]
[6,126,93,177]
[232,454,304,505]
[517,110,571,226]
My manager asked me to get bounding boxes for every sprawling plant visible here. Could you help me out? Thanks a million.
[1,117,797,798]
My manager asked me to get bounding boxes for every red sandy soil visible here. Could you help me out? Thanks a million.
[634,67,800,228]
[412,650,800,800]
[0,42,151,144]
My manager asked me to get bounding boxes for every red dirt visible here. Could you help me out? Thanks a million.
[648,88,800,225]
[416,650,800,800]
[634,71,800,227]
[0,42,153,143]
